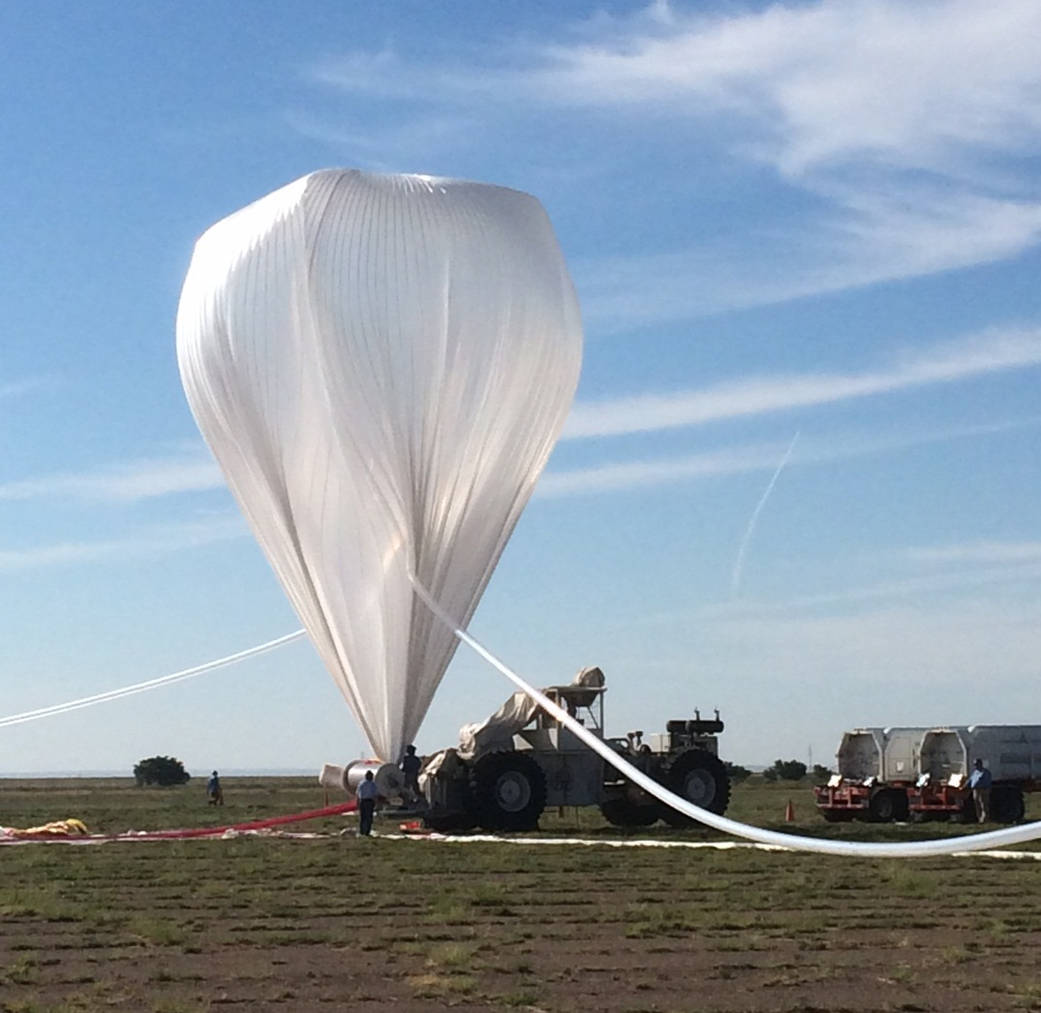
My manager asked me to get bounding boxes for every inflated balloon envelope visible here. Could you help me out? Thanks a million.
[177,169,583,762]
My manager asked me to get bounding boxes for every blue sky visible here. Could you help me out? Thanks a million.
[3,0,1041,777]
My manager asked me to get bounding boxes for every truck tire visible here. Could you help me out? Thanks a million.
[868,788,908,823]
[658,749,731,828]
[469,751,547,832]
[600,796,659,827]
[990,785,1025,824]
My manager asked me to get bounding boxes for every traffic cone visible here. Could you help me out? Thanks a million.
[784,799,795,822]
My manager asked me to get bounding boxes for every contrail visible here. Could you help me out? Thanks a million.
[730,431,800,596]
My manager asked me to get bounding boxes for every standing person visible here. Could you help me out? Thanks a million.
[967,758,992,823]
[357,770,378,836]
[401,745,422,804]
[207,770,224,806]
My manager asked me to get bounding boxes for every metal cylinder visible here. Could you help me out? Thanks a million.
[345,759,405,799]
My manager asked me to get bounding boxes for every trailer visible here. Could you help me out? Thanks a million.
[815,724,1041,824]
[909,726,1041,823]
[813,727,927,822]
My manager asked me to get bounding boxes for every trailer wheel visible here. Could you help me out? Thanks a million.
[600,797,659,827]
[869,789,908,823]
[990,785,1025,824]
[658,749,731,827]
[469,751,547,832]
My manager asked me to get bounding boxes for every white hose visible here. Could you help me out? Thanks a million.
[0,630,307,728]
[409,575,1041,858]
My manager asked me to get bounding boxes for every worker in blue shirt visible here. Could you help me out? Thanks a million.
[356,770,379,836]
[967,758,992,823]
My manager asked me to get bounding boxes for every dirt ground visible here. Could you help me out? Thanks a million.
[3,779,1041,1012]
[4,833,1041,1012]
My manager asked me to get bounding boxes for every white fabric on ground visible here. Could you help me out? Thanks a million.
[382,833,1041,861]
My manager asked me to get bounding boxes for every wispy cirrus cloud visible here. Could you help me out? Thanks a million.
[574,190,1041,329]
[0,453,223,504]
[528,0,1041,179]
[539,442,779,498]
[309,0,1041,184]
[281,109,476,172]
[565,326,1041,439]
[0,376,60,401]
[542,414,1041,500]
[6,327,1036,510]
[0,515,247,573]
[305,1,1041,323]
[905,541,1041,566]
[638,544,1041,631]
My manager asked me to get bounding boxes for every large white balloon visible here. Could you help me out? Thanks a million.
[176,170,582,761]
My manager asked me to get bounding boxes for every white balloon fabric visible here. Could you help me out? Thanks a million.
[177,170,582,761]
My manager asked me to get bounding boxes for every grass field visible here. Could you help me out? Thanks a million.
[2,776,1041,1012]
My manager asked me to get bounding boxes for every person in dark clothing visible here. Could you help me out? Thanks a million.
[967,758,992,823]
[401,745,422,804]
[357,770,378,836]
[207,771,223,806]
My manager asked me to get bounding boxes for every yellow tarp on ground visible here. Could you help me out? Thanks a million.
[1,818,89,838]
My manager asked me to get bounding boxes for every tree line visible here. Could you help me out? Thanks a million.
[726,760,832,783]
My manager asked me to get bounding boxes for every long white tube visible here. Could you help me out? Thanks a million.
[409,575,1041,858]
[0,630,307,728]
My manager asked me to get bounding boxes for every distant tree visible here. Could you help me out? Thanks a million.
[134,756,190,787]
[812,763,833,784]
[766,758,807,782]
[724,761,753,783]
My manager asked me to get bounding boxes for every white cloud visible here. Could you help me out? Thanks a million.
[531,0,1041,178]
[539,442,780,498]
[709,561,1041,617]
[8,328,1035,513]
[282,108,474,170]
[0,376,59,401]
[0,454,224,504]
[565,327,1041,439]
[307,1,1041,321]
[693,597,1041,701]
[542,414,1041,500]
[576,190,1041,329]
[905,541,1041,565]
[0,515,247,573]
[310,1,1041,180]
